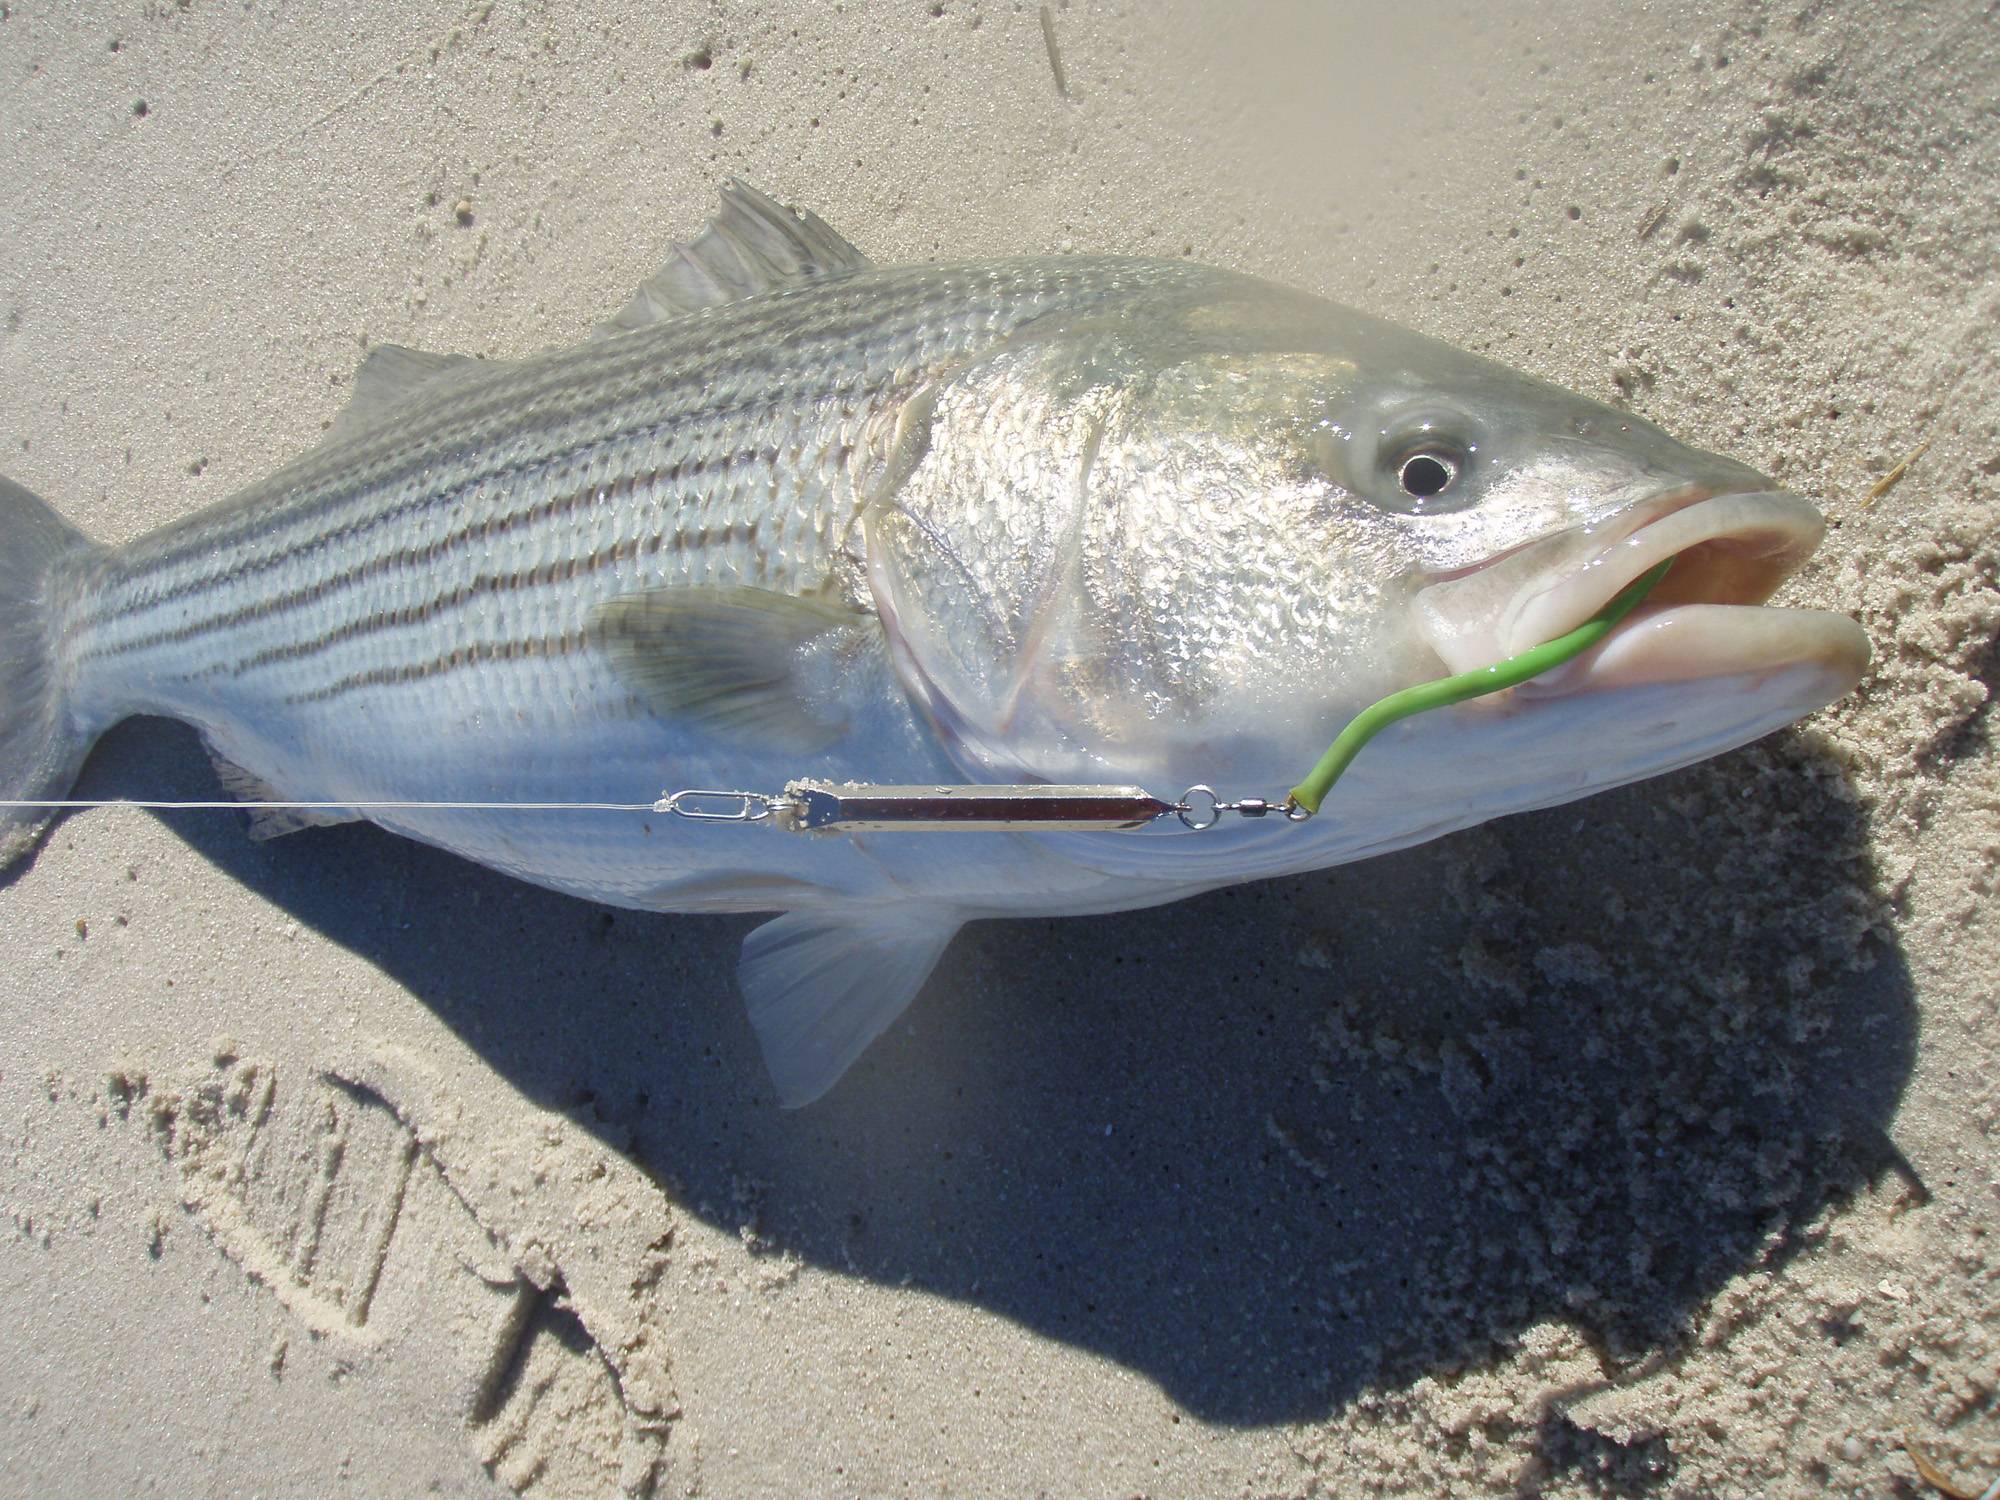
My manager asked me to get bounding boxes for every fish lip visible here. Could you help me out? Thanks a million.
[1415,487,1830,674]
[1414,483,1722,587]
[1509,600,1871,701]
[1510,487,1826,652]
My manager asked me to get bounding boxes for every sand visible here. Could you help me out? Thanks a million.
[1,1,1995,1495]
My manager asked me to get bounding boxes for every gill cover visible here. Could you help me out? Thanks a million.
[864,308,1412,789]
[866,333,1130,782]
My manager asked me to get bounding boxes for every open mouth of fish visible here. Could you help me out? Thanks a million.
[1414,488,1871,698]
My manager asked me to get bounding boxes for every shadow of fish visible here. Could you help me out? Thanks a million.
[0,182,1867,1105]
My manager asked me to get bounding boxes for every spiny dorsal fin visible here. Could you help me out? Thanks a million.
[327,345,481,441]
[595,179,873,337]
[590,584,864,749]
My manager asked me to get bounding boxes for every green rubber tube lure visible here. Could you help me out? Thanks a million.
[1286,556,1676,816]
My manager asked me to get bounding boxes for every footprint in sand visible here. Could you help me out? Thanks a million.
[106,1045,682,1498]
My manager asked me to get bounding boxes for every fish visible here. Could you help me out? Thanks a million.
[0,181,1869,1105]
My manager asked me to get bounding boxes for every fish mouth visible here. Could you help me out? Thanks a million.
[1415,488,1870,698]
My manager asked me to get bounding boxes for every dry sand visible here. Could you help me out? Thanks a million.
[1,2,1996,1495]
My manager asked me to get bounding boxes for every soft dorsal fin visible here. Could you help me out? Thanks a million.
[595,179,873,337]
[326,345,480,441]
[590,584,864,749]
[737,906,962,1106]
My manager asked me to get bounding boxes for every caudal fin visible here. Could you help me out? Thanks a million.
[1,476,104,867]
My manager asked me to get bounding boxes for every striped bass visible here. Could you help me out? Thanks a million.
[0,183,1868,1104]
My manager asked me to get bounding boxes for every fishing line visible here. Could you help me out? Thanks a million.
[0,799,662,813]
[0,558,1676,832]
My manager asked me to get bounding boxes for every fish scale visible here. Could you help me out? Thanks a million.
[62,261,1184,727]
[0,182,1868,1104]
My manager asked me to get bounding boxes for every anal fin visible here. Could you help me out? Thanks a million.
[738,906,962,1107]
[203,741,358,842]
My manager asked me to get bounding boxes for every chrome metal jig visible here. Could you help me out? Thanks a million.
[657,781,1312,834]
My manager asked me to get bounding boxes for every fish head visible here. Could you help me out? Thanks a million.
[865,266,1867,834]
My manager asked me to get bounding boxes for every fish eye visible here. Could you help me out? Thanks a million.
[1374,408,1478,514]
[1314,403,1484,516]
[1397,449,1458,499]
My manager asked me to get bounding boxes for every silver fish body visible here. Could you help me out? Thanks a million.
[56,257,1160,912]
[0,184,1869,1102]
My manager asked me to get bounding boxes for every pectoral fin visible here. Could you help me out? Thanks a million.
[738,906,962,1107]
[591,586,863,749]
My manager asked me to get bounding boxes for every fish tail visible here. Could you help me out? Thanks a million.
[1,475,108,867]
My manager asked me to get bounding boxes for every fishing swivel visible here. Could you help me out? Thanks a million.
[1172,785,1314,829]
[656,788,787,823]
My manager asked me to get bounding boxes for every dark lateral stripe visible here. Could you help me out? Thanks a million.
[103,273,971,598]
[70,442,783,668]
[83,392,813,647]
[282,628,595,705]
[87,255,1171,615]
[73,473,623,665]
[225,520,760,677]
[75,258,1196,664]
[111,288,919,580]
